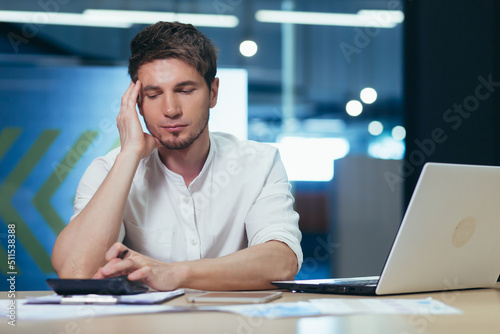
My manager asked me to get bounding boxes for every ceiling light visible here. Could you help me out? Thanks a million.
[346,100,363,117]
[255,9,403,28]
[0,10,131,28]
[368,121,384,136]
[83,9,239,28]
[357,10,404,25]
[392,126,406,141]
[0,10,239,29]
[360,87,378,104]
[239,40,258,57]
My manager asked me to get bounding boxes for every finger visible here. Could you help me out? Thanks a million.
[120,81,136,108]
[125,80,141,110]
[130,80,141,105]
[128,266,152,281]
[92,267,105,279]
[105,242,128,261]
[101,258,134,277]
[120,81,141,116]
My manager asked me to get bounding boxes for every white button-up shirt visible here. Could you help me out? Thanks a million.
[72,132,303,270]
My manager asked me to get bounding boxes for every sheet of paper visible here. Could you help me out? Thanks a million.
[0,296,462,321]
[119,290,185,304]
[1,299,182,321]
[1,290,187,321]
[201,302,323,318]
[309,297,462,316]
[202,298,462,319]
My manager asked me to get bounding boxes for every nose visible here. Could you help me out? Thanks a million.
[162,93,181,118]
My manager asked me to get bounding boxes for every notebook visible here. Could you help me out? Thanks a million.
[273,162,500,295]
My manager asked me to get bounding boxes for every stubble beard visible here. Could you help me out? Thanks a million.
[147,111,209,150]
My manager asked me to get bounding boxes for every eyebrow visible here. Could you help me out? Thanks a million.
[143,85,161,91]
[175,80,198,87]
[142,81,198,91]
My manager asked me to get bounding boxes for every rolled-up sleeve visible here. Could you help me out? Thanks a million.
[245,150,303,272]
[70,153,113,221]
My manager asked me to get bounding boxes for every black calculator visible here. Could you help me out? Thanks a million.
[46,275,149,295]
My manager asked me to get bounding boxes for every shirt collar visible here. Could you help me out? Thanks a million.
[154,135,216,190]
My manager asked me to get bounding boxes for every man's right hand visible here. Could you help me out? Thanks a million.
[52,81,161,278]
[116,80,160,160]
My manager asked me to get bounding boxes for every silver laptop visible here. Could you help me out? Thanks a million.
[273,162,500,295]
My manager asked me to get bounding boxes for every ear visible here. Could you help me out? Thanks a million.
[209,77,219,109]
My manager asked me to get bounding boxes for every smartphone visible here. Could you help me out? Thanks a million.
[46,276,149,295]
[186,291,282,303]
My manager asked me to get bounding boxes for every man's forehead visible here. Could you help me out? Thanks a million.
[142,80,197,91]
[137,58,201,83]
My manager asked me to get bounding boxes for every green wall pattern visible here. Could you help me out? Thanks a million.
[0,128,116,277]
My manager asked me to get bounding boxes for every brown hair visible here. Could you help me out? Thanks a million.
[128,21,218,88]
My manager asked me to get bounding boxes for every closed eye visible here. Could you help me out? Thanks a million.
[178,89,195,95]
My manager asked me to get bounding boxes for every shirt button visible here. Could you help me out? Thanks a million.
[191,239,198,246]
[183,197,191,204]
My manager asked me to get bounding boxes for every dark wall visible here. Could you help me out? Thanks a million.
[403,0,500,204]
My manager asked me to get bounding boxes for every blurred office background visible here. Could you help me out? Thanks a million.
[1,0,499,290]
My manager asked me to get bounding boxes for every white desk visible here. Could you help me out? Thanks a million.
[2,283,500,334]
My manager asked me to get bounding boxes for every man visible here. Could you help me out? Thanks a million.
[52,21,302,291]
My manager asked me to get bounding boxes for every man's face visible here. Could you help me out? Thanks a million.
[137,58,218,150]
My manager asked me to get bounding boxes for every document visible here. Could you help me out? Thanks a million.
[2,300,183,321]
[0,290,187,321]
[202,297,462,319]
[0,295,461,321]
[202,301,323,318]
[308,297,463,316]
